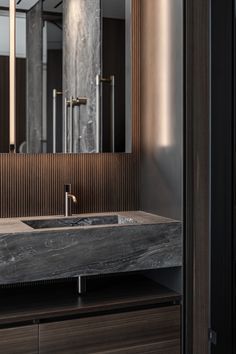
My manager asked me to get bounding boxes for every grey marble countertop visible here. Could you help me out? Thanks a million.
[0,211,179,235]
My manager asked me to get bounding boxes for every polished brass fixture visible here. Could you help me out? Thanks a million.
[65,97,88,106]
[64,184,77,217]
[63,96,88,153]
[53,90,88,154]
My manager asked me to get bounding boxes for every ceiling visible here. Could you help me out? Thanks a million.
[0,0,126,18]
[0,0,62,13]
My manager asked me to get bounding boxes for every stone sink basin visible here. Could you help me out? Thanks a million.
[22,215,137,230]
[0,211,182,285]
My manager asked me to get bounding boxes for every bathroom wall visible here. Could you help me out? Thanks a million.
[0,153,139,217]
[140,0,183,221]
[0,0,140,218]
[140,0,183,294]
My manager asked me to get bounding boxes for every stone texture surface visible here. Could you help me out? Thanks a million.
[26,0,43,153]
[63,0,101,152]
[0,212,182,284]
[22,215,137,229]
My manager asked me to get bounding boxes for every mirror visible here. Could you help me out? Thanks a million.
[0,0,132,153]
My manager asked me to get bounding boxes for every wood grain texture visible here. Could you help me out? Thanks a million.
[0,275,181,325]
[0,0,140,218]
[39,306,180,354]
[185,0,210,353]
[0,325,38,354]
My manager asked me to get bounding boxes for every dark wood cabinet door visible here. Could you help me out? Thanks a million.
[40,306,180,354]
[0,325,38,354]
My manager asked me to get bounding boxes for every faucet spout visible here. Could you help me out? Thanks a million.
[67,193,77,204]
[64,184,78,217]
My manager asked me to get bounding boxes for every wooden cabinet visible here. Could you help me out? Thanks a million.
[0,275,181,354]
[39,306,180,354]
[0,325,38,354]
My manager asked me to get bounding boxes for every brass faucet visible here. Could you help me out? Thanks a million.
[64,184,77,217]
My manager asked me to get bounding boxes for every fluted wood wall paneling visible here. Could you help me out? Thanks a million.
[0,0,140,218]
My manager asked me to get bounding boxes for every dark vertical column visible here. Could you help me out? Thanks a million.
[46,50,62,153]
[16,58,26,152]
[0,57,9,153]
[102,18,125,152]
[26,0,43,153]
[211,0,234,353]
[185,0,210,353]
[63,0,101,153]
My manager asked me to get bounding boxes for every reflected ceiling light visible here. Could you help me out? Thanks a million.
[9,0,16,152]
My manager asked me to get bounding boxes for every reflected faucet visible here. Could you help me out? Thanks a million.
[64,184,77,217]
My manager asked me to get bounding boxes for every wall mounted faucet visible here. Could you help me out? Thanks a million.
[64,184,77,217]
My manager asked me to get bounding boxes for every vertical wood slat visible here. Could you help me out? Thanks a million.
[0,0,140,218]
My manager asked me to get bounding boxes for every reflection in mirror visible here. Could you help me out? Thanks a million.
[0,0,132,153]
[0,1,9,153]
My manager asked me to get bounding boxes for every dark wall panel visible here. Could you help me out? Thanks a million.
[0,56,9,153]
[47,50,62,153]
[185,0,210,353]
[102,18,126,152]
[16,58,26,152]
[211,0,234,353]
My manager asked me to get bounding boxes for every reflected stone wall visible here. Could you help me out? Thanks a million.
[26,0,43,153]
[63,0,101,153]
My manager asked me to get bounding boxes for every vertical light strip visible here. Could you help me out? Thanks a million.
[157,0,172,147]
[9,0,16,151]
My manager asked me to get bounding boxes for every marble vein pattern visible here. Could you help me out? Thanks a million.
[63,0,101,152]
[26,0,43,153]
[0,212,182,284]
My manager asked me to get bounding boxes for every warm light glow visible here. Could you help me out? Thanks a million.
[9,0,16,147]
[156,0,172,147]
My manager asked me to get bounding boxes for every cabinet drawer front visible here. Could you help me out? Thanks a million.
[0,325,38,354]
[40,305,180,354]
